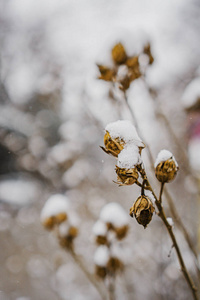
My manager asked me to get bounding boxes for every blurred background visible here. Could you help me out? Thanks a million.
[0,0,200,299]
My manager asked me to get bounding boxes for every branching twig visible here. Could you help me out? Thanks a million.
[138,167,198,300]
[122,90,200,278]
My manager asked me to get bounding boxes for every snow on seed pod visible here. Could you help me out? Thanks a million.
[93,220,108,245]
[101,120,145,158]
[155,150,179,183]
[115,144,141,186]
[130,195,155,228]
[41,194,69,230]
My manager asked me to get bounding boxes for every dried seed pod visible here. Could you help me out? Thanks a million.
[112,43,127,64]
[101,131,125,157]
[95,265,107,279]
[107,257,123,274]
[68,226,78,238]
[97,64,115,81]
[115,165,138,186]
[96,235,108,245]
[42,212,67,230]
[115,225,129,240]
[155,158,178,183]
[130,195,155,228]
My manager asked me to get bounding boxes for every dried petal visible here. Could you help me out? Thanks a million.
[130,195,155,228]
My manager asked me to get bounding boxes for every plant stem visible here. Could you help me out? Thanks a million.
[139,168,198,300]
[69,249,107,300]
[122,90,200,277]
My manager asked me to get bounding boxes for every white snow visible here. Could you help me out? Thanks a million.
[105,120,145,148]
[92,220,107,236]
[0,179,38,206]
[167,217,174,227]
[94,246,110,267]
[154,149,178,168]
[58,221,70,237]
[100,202,129,228]
[40,194,69,222]
[117,144,141,169]
[181,78,200,109]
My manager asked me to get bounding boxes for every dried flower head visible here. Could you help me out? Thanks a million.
[97,64,115,82]
[115,165,138,186]
[101,131,125,157]
[155,150,179,183]
[112,43,127,65]
[41,194,69,230]
[130,195,155,228]
[107,257,123,274]
[115,225,129,240]
[93,220,108,245]
[95,265,107,279]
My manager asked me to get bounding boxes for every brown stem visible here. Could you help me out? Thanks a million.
[122,90,200,277]
[139,170,198,300]
[159,182,165,204]
[69,249,107,300]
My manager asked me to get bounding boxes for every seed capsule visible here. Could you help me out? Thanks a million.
[115,166,138,186]
[101,131,125,157]
[112,43,127,65]
[130,195,155,228]
[155,158,178,183]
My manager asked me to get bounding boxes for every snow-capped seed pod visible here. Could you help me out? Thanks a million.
[115,166,138,186]
[94,246,109,279]
[93,220,108,245]
[155,150,179,183]
[130,195,155,228]
[40,194,69,230]
[101,131,125,157]
[100,202,129,236]
[111,43,127,65]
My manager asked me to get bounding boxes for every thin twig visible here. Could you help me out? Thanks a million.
[69,249,107,300]
[138,167,198,300]
[122,90,200,278]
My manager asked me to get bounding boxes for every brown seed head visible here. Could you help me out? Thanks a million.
[97,64,115,81]
[115,225,129,240]
[101,131,125,157]
[115,166,139,186]
[130,195,155,228]
[112,43,127,64]
[155,159,178,183]
[42,212,67,230]
[107,257,123,274]
[96,235,108,245]
[95,265,107,279]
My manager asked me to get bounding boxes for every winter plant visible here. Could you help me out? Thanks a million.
[40,40,200,300]
[98,42,199,300]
